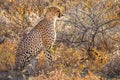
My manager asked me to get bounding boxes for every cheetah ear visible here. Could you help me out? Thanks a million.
[43,5,51,15]
[43,6,51,15]
[44,6,62,15]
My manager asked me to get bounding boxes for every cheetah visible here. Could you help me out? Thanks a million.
[15,7,63,73]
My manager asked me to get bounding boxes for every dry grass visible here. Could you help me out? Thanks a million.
[33,70,100,80]
[0,40,119,80]
[0,39,16,71]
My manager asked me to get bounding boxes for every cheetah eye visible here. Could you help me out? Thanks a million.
[57,10,60,13]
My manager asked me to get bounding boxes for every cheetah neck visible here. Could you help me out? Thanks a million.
[53,18,58,42]
[44,17,57,28]
[53,18,57,28]
[44,18,57,42]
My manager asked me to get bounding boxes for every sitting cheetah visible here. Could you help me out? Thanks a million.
[15,7,63,73]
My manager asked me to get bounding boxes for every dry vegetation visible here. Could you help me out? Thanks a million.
[0,0,120,80]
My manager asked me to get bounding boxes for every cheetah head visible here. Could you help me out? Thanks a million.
[44,7,63,20]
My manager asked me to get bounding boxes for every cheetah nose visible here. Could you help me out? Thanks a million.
[59,13,64,17]
[61,13,64,16]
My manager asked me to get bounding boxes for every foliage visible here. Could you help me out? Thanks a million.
[56,0,120,52]
[0,0,120,79]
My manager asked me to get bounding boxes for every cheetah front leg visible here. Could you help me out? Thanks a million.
[44,46,53,73]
